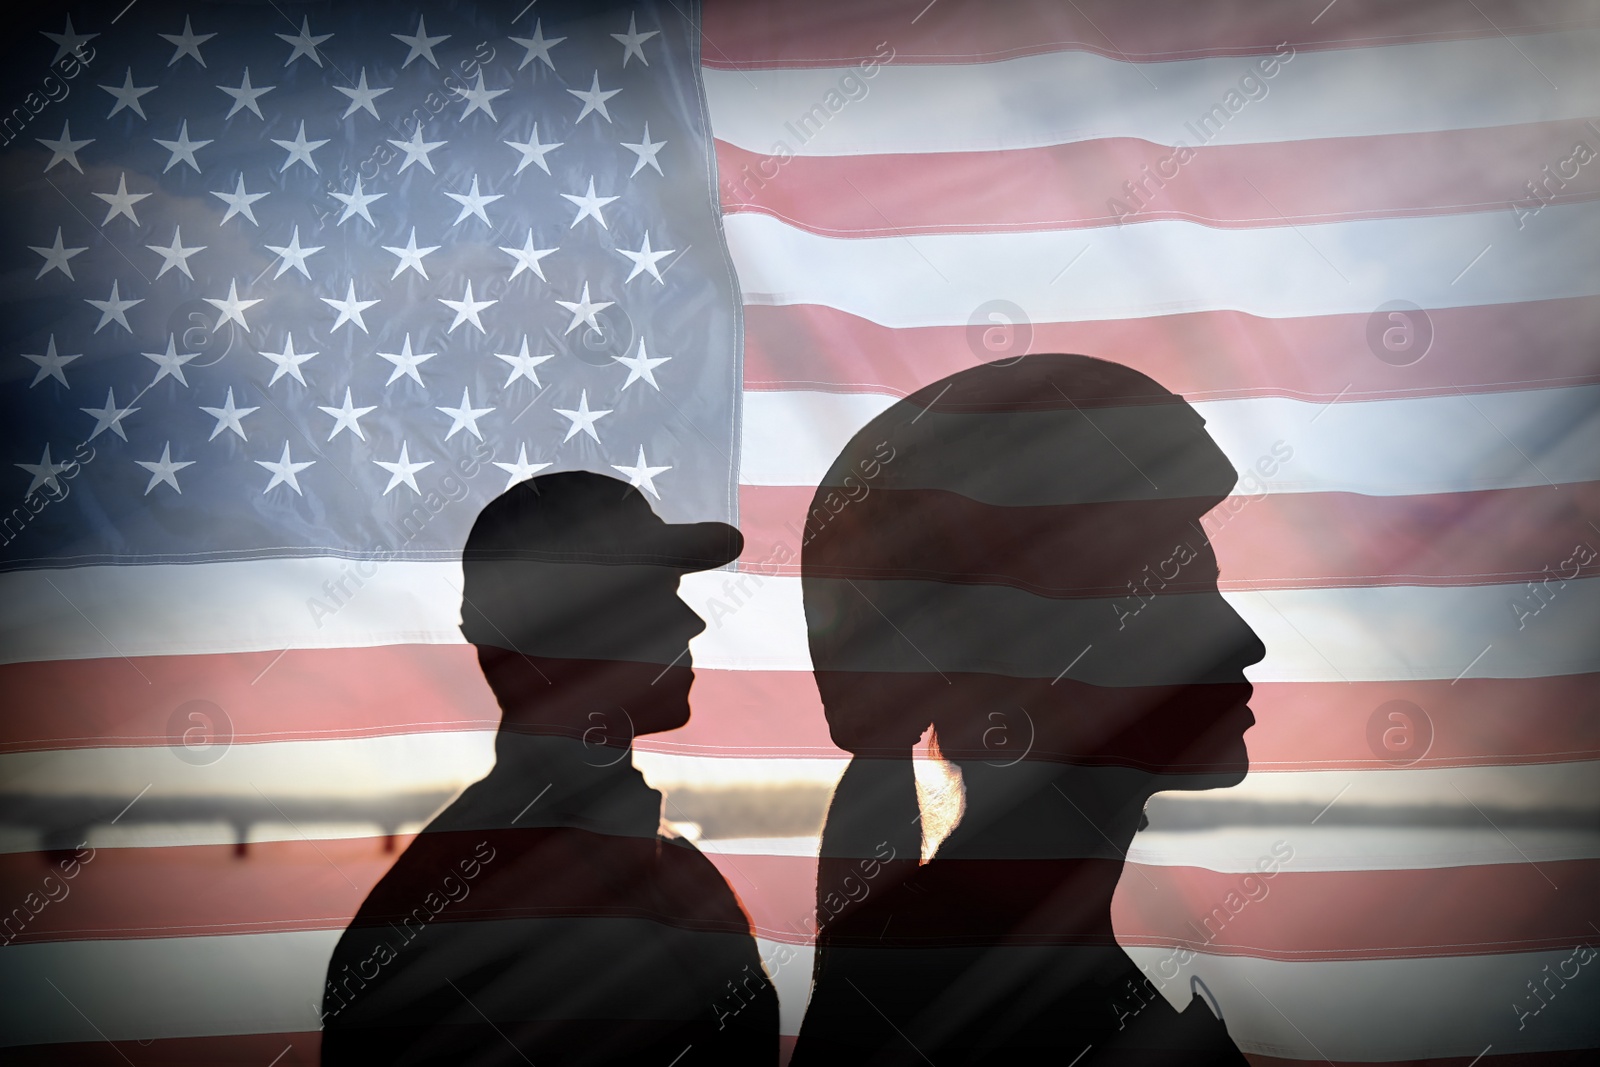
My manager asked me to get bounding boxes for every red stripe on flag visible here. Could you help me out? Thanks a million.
[701,0,1597,67]
[735,484,1600,590]
[739,300,1600,402]
[2,652,1598,767]
[3,841,1593,960]
[717,122,1600,235]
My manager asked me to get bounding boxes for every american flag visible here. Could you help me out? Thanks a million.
[2,0,1598,1063]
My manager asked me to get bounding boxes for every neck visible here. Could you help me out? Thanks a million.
[933,766,1147,941]
[475,646,691,741]
[475,733,662,832]
[936,761,1147,862]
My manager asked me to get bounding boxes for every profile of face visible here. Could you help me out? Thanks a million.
[466,560,709,739]
[803,354,1266,794]
[458,472,740,745]
[938,466,1266,793]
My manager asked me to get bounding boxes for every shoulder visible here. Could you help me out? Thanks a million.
[1101,990,1249,1065]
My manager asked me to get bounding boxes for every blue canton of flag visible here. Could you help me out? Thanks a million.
[1,0,741,569]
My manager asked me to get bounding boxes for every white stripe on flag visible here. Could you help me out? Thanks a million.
[5,820,1595,873]
[723,204,1600,325]
[0,932,816,1044]
[3,732,1591,811]
[3,561,1597,680]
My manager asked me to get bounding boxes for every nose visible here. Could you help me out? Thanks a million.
[1226,598,1268,675]
[679,583,708,641]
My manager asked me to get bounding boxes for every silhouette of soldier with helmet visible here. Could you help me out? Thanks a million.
[322,471,778,1066]
[792,354,1264,1065]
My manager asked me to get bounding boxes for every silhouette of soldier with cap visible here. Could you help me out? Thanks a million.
[321,471,778,1066]
[791,354,1263,1065]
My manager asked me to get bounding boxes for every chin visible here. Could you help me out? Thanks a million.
[658,702,693,733]
[1164,734,1251,790]
[630,693,692,736]
[1161,767,1248,792]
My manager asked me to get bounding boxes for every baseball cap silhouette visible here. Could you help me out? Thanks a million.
[458,471,743,654]
[462,470,743,569]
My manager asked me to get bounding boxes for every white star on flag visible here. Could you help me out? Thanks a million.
[562,176,619,229]
[554,282,613,334]
[440,281,496,333]
[456,71,509,121]
[323,280,379,333]
[146,225,206,280]
[393,15,448,68]
[335,68,392,120]
[332,175,386,226]
[219,68,275,119]
[86,280,143,334]
[568,71,621,124]
[206,280,263,332]
[259,335,319,386]
[211,175,269,226]
[511,20,564,70]
[374,442,432,495]
[495,337,555,387]
[39,121,93,173]
[153,120,210,174]
[93,173,150,225]
[554,389,612,443]
[277,16,332,67]
[621,123,667,177]
[617,232,674,283]
[376,335,436,387]
[493,444,551,489]
[501,231,558,281]
[265,226,324,280]
[16,445,71,498]
[100,68,156,119]
[159,16,215,67]
[135,442,195,495]
[42,16,97,65]
[505,123,562,175]
[445,175,503,226]
[388,127,447,173]
[256,442,315,494]
[318,388,377,441]
[82,388,140,442]
[611,13,660,67]
[31,227,87,280]
[143,335,201,386]
[614,338,672,390]
[199,387,259,441]
[21,336,80,388]
[382,228,440,280]
[611,446,672,498]
[437,387,495,441]
[272,120,328,173]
